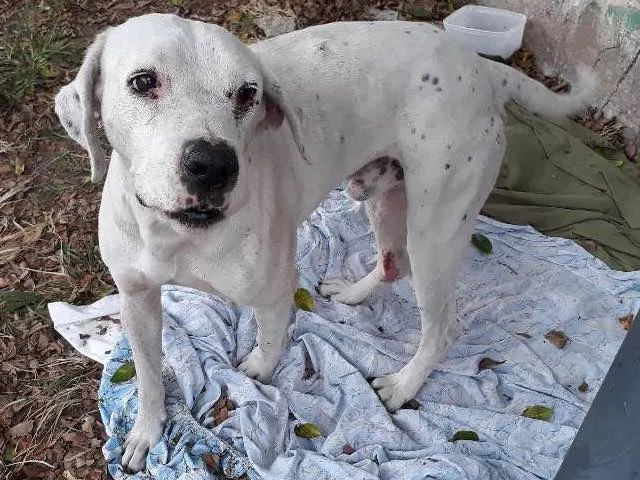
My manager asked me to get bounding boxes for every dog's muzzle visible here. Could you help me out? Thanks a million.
[180,139,239,196]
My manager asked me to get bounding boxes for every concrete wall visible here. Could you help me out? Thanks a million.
[477,0,640,129]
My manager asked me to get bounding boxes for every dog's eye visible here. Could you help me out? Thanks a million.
[236,83,257,106]
[130,72,157,95]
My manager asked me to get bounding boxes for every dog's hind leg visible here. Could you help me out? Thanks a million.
[320,161,409,305]
[372,133,501,410]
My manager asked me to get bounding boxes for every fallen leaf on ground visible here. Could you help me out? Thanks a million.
[618,313,634,331]
[110,361,136,383]
[9,419,33,437]
[294,422,321,438]
[342,444,355,454]
[210,394,236,426]
[544,330,568,349]
[478,357,505,371]
[202,453,222,475]
[294,288,314,311]
[450,430,479,442]
[578,382,588,393]
[471,234,492,255]
[522,405,554,421]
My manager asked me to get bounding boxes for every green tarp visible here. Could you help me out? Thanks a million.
[482,102,640,271]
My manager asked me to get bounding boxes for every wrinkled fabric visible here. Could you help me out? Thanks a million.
[483,102,640,271]
[98,189,640,480]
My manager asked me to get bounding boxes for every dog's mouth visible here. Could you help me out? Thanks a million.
[165,206,225,228]
[135,194,225,228]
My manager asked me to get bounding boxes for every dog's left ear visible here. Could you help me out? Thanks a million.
[259,67,310,165]
[54,30,109,183]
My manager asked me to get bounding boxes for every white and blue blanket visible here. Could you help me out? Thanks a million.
[53,189,640,479]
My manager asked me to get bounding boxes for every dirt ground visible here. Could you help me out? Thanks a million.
[0,1,628,479]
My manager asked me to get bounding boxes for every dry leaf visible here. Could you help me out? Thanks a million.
[544,330,568,349]
[618,313,634,331]
[9,419,33,437]
[578,382,588,393]
[478,357,505,371]
[342,444,355,455]
[202,453,222,475]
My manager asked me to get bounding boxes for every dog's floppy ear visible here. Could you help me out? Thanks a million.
[54,30,109,183]
[260,67,311,165]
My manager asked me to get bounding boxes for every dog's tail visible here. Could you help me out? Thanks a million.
[489,61,598,118]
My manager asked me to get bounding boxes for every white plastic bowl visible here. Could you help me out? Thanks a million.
[443,5,527,59]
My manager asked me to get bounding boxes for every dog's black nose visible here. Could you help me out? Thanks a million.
[180,139,239,194]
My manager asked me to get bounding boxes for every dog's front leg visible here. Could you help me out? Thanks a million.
[239,297,293,383]
[119,286,166,473]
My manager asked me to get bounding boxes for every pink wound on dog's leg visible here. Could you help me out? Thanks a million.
[382,250,399,282]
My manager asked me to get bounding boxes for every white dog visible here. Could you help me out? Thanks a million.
[55,13,596,472]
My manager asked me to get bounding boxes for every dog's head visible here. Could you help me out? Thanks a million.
[55,13,305,228]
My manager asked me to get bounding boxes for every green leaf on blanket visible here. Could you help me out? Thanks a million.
[450,430,479,442]
[111,361,136,384]
[471,234,492,255]
[294,288,315,311]
[294,422,322,438]
[522,405,553,421]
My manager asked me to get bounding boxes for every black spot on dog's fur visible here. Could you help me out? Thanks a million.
[517,83,522,90]
[421,73,430,82]
[421,134,426,140]
[436,87,442,92]
[340,135,345,144]
[484,129,489,134]
[66,120,74,129]
[315,93,320,100]
[411,127,416,134]
[391,159,401,169]
[463,214,468,220]
[314,41,330,54]
[502,78,508,87]
[467,156,472,162]
[445,163,451,170]
[405,30,411,34]
[379,166,387,175]
[432,77,439,85]
[471,86,476,92]
[490,116,495,126]
[73,92,80,102]
[457,75,462,81]
[395,169,404,181]
[447,144,451,150]
[474,68,479,74]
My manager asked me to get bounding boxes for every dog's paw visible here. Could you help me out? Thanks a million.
[371,372,420,411]
[318,279,369,305]
[122,414,165,473]
[239,346,278,383]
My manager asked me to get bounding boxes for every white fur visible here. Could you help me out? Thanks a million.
[55,13,596,473]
